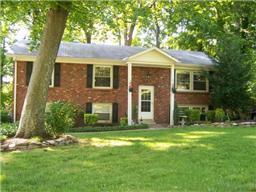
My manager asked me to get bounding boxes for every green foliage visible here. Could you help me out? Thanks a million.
[209,37,253,114]
[45,101,77,137]
[84,114,98,126]
[214,108,225,122]
[1,83,13,112]
[185,109,200,123]
[206,110,215,122]
[120,117,128,127]
[69,123,148,133]
[0,123,18,137]
[0,110,12,123]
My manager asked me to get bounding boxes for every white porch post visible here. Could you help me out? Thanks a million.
[127,62,133,125]
[170,66,175,126]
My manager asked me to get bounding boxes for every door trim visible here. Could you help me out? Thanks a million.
[138,85,154,121]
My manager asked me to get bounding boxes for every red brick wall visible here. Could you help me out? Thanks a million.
[132,67,170,124]
[175,92,210,105]
[15,61,210,125]
[15,61,128,124]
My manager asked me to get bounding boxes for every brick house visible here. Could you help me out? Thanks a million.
[8,41,215,126]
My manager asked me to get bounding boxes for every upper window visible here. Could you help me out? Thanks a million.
[93,103,112,123]
[193,73,206,91]
[177,71,190,90]
[93,66,112,88]
[176,70,208,92]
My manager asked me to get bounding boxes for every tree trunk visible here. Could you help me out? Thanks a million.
[0,38,5,89]
[155,21,160,48]
[85,32,92,44]
[126,23,136,46]
[15,5,69,138]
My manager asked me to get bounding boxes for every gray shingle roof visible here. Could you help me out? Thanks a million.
[8,40,215,65]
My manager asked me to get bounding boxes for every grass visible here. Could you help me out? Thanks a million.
[1,126,256,192]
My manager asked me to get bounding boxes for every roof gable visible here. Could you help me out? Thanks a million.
[126,47,178,65]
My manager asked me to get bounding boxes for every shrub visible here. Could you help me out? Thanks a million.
[120,117,128,127]
[0,110,12,123]
[45,101,77,137]
[185,109,200,123]
[206,110,215,122]
[69,123,149,132]
[215,108,225,122]
[84,114,98,125]
[0,123,18,137]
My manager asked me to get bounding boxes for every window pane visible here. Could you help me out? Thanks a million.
[193,73,206,90]
[93,104,111,121]
[95,77,111,87]
[177,72,190,90]
[95,113,110,120]
[141,89,151,100]
[95,67,111,87]
[95,67,111,77]
[141,101,151,112]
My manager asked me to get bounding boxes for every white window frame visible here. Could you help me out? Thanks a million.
[92,103,112,123]
[49,70,54,87]
[176,70,209,92]
[93,65,113,89]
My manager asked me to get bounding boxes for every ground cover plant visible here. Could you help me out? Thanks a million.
[1,126,256,192]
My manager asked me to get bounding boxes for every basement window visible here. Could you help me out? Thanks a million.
[93,103,112,123]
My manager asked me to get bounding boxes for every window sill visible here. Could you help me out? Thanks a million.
[176,89,209,93]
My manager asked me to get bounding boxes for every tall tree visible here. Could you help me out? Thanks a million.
[15,2,70,138]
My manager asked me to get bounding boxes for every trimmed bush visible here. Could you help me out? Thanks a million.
[120,117,128,127]
[0,123,18,137]
[84,114,98,125]
[206,110,215,122]
[45,101,77,137]
[69,123,148,132]
[215,108,225,122]
[185,109,200,123]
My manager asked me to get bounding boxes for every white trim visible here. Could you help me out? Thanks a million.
[8,54,215,69]
[93,65,113,89]
[138,85,154,121]
[92,103,112,123]
[170,67,175,126]
[49,69,54,87]
[127,62,132,125]
[175,70,209,93]
[125,47,180,63]
[13,61,17,122]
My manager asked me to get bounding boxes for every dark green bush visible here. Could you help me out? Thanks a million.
[45,101,77,137]
[185,109,200,123]
[215,108,225,122]
[206,110,215,122]
[84,114,98,125]
[69,123,148,132]
[0,123,18,137]
[120,117,128,127]
[0,110,12,123]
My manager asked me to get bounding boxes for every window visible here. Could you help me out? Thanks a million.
[177,71,190,90]
[193,73,206,91]
[93,66,112,88]
[93,103,112,122]
[176,70,208,92]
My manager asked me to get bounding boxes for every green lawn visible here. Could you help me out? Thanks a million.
[1,126,256,192]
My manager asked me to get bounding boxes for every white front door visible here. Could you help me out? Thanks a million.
[138,86,154,120]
